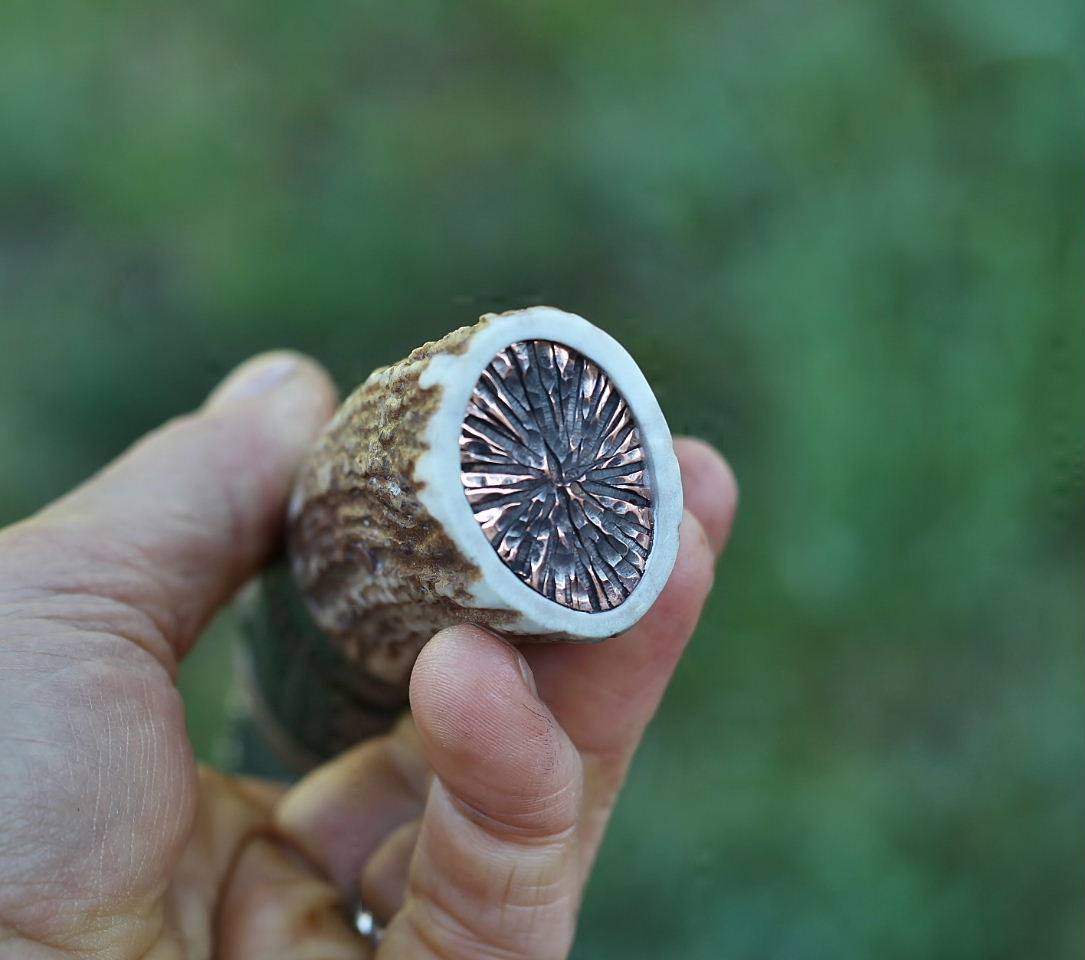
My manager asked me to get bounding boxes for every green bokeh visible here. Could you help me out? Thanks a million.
[0,1,1080,956]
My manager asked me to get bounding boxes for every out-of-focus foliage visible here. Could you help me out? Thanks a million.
[0,1,1080,956]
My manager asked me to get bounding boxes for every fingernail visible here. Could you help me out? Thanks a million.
[684,509,712,554]
[516,653,539,697]
[207,353,301,407]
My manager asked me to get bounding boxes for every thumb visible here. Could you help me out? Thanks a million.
[0,352,337,952]
[0,351,337,668]
[381,626,583,960]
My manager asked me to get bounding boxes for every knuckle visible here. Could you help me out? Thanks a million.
[404,887,575,960]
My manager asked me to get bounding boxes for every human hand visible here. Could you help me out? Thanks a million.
[0,352,736,959]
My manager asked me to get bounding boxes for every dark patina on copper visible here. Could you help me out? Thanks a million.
[459,340,653,612]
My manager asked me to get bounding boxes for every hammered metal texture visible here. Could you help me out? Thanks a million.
[459,340,653,612]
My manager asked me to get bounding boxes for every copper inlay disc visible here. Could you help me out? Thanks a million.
[459,340,653,612]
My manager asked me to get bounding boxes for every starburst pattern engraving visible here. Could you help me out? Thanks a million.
[459,340,653,612]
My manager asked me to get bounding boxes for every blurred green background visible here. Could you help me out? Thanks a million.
[0,1,1081,956]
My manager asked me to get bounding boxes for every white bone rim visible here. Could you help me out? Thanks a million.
[416,306,683,639]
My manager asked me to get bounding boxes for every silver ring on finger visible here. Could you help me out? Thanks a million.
[353,903,385,946]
